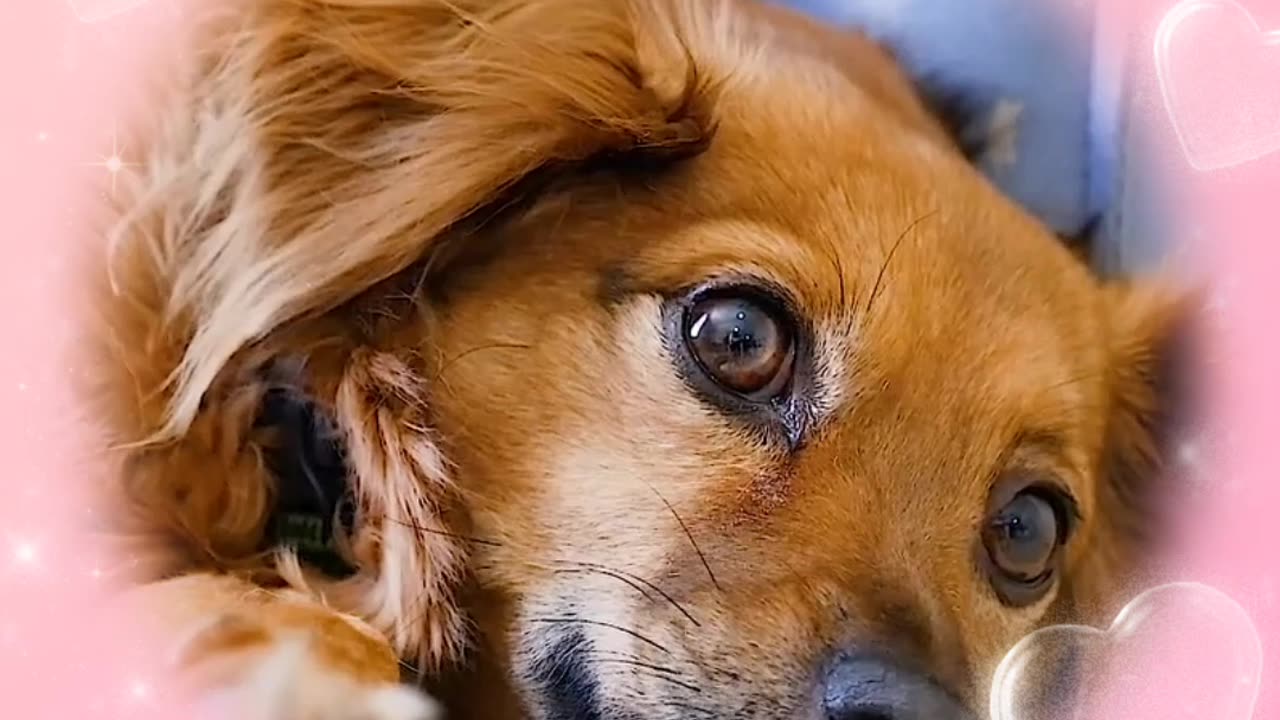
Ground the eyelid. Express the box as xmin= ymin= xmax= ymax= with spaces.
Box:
xmin=1022 ymin=481 xmax=1083 ymax=541
xmin=987 ymin=471 xmax=1083 ymax=540
xmin=997 ymin=428 xmax=1086 ymax=515
xmin=665 ymin=268 xmax=796 ymax=305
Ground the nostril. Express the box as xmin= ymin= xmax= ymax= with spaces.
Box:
xmin=826 ymin=707 xmax=894 ymax=720
xmin=825 ymin=696 xmax=899 ymax=720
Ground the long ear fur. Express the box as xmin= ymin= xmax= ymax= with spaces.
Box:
xmin=87 ymin=0 xmax=716 ymax=670
xmin=1056 ymin=282 xmax=1200 ymax=624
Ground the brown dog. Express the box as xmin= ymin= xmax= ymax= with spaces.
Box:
xmin=86 ymin=0 xmax=1189 ymax=718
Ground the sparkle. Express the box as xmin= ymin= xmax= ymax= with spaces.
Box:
xmin=129 ymin=681 xmax=150 ymax=700
xmin=1207 ymin=277 xmax=1240 ymax=317
xmin=85 ymin=123 xmax=137 ymax=195
xmin=89 ymin=567 xmax=103 ymax=579
xmin=1178 ymin=442 xmax=1200 ymax=468
xmin=13 ymin=541 xmax=37 ymax=565
xmin=36 ymin=131 xmax=48 ymax=143
xmin=16 ymin=382 xmax=26 ymax=392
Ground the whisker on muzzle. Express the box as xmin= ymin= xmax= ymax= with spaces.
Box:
xmin=643 ymin=482 xmax=723 ymax=593
xmin=527 ymin=616 xmax=674 ymax=655
xmin=664 ymin=699 xmax=717 ymax=718
xmin=553 ymin=562 xmax=703 ymax=627
xmin=595 ymin=665 xmax=704 ymax=694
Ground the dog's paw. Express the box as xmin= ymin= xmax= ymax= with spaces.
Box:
xmin=189 ymin=635 xmax=440 ymax=720
xmin=174 ymin=610 xmax=440 ymax=720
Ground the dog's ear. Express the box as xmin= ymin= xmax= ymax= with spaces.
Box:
xmin=1101 ymin=283 xmax=1198 ymax=540
xmin=143 ymin=0 xmax=715 ymax=439
xmin=92 ymin=0 xmax=716 ymax=672
xmin=1056 ymin=282 xmax=1201 ymax=623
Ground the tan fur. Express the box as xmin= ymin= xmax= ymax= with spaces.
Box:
xmin=85 ymin=1 xmax=1188 ymax=717
xmin=123 ymin=573 xmax=400 ymax=684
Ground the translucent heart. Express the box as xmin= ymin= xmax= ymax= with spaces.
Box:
xmin=1156 ymin=0 xmax=1280 ymax=171
xmin=990 ymin=582 xmax=1263 ymax=720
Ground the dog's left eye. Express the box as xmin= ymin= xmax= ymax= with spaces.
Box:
xmin=684 ymin=294 xmax=795 ymax=398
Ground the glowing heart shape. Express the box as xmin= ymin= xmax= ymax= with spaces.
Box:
xmin=990 ymin=582 xmax=1263 ymax=720
xmin=1156 ymin=0 xmax=1280 ymax=171
xmin=66 ymin=0 xmax=150 ymax=23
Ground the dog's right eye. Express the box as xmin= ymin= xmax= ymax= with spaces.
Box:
xmin=980 ymin=485 xmax=1076 ymax=607
xmin=684 ymin=293 xmax=795 ymax=399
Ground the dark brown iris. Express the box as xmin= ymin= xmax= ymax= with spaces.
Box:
xmin=685 ymin=295 xmax=794 ymax=397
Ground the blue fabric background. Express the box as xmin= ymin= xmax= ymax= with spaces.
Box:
xmin=777 ymin=0 xmax=1111 ymax=240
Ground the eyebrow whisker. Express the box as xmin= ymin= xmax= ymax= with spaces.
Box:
xmin=864 ymin=209 xmax=938 ymax=317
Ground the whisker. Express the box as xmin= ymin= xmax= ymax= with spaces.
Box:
xmin=596 ymin=666 xmax=704 ymax=694
xmin=591 ymin=657 xmax=689 ymax=680
xmin=1041 ymin=370 xmax=1107 ymax=394
xmin=593 ymin=648 xmax=738 ymax=686
xmin=555 ymin=567 xmax=656 ymax=603
xmin=370 ymin=514 xmax=505 ymax=548
xmin=556 ymin=562 xmax=702 ymax=627
xmin=665 ymin=700 xmax=716 ymax=717
xmin=431 ymin=342 xmax=534 ymax=384
xmin=864 ymin=210 xmax=938 ymax=317
xmin=820 ymin=229 xmax=849 ymax=312
xmin=527 ymin=617 xmax=672 ymax=655
xmin=644 ymin=482 xmax=722 ymax=592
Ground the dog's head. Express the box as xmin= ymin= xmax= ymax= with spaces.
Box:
xmin=93 ymin=1 xmax=1194 ymax=718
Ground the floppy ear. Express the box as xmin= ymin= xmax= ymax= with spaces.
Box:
xmin=1056 ymin=282 xmax=1201 ymax=623
xmin=145 ymin=0 xmax=715 ymax=439
xmin=1101 ymin=284 xmax=1198 ymax=537
xmin=90 ymin=0 xmax=714 ymax=671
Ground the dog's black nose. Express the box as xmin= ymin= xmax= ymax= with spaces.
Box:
xmin=821 ymin=653 xmax=971 ymax=720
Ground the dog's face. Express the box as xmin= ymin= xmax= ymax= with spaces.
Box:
xmin=405 ymin=11 xmax=1181 ymax=720
xmin=422 ymin=113 xmax=1149 ymax=720
xmin=97 ymin=1 xmax=1188 ymax=718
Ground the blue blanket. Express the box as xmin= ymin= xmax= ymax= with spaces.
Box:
xmin=778 ymin=0 xmax=1166 ymax=274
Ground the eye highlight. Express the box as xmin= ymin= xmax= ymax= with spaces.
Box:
xmin=684 ymin=293 xmax=795 ymax=398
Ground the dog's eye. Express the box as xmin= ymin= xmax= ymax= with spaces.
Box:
xmin=684 ymin=294 xmax=794 ymax=397
xmin=982 ymin=490 xmax=1065 ymax=605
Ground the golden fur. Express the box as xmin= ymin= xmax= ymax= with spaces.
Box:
xmin=84 ymin=0 xmax=1188 ymax=717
